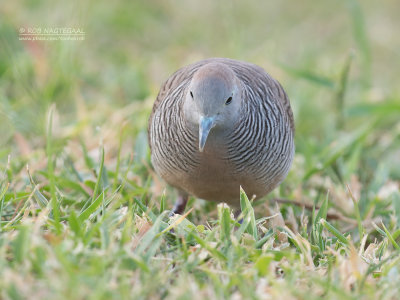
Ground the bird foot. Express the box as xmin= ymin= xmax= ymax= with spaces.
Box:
xmin=234 ymin=209 xmax=243 ymax=224
xmin=169 ymin=194 xmax=189 ymax=216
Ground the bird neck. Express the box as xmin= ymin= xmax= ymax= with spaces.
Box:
xmin=200 ymin=124 xmax=233 ymax=155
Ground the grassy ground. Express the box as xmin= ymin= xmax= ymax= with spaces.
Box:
xmin=1 ymin=0 xmax=400 ymax=299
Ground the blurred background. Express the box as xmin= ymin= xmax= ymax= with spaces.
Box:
xmin=0 ymin=0 xmax=399 ymax=217
xmin=2 ymin=2 xmax=400 ymax=297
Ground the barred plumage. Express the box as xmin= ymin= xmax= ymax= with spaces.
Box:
xmin=148 ymin=58 xmax=294 ymax=212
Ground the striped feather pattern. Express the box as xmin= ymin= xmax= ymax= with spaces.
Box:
xmin=148 ymin=58 xmax=294 ymax=205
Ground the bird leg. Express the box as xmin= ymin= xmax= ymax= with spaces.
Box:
xmin=170 ymin=193 xmax=189 ymax=215
xmin=234 ymin=209 xmax=243 ymax=224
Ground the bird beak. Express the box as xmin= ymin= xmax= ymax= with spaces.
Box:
xmin=199 ymin=116 xmax=216 ymax=152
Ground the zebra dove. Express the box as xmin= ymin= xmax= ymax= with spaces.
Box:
xmin=148 ymin=58 xmax=294 ymax=214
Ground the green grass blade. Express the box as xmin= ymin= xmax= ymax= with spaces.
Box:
xmin=159 ymin=191 xmax=166 ymax=213
xmin=218 ymin=203 xmax=231 ymax=244
xmin=347 ymin=184 xmax=364 ymax=240
xmin=134 ymin=211 xmax=168 ymax=256
xmin=334 ymin=51 xmax=353 ymax=129
xmin=239 ymin=187 xmax=257 ymax=240
xmin=112 ymin=124 xmax=125 ymax=192
xmin=278 ymin=63 xmax=335 ymax=89
xmin=12 ymin=225 xmax=29 ymax=264
xmin=320 ymin=219 xmax=349 ymax=246
xmin=346 ymin=0 xmax=371 ymax=84
xmin=347 ymin=100 xmax=400 ymax=117
xmin=92 ymin=146 xmax=105 ymax=204
xmin=46 ymin=105 xmax=61 ymax=233
xmin=315 ymin=191 xmax=329 ymax=223
xmin=191 ymin=234 xmax=227 ymax=261
xmin=304 ymin=122 xmax=376 ymax=180
xmin=380 ymin=222 xmax=400 ymax=250
xmin=255 ymin=229 xmax=274 ymax=249
xmin=78 ymin=191 xmax=105 ymax=222
xmin=68 ymin=210 xmax=82 ymax=237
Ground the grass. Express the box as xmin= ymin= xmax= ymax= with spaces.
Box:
xmin=1 ymin=0 xmax=400 ymax=299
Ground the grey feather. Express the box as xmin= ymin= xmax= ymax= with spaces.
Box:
xmin=148 ymin=58 xmax=294 ymax=207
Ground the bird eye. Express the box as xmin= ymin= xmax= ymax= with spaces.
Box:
xmin=190 ymin=91 xmax=194 ymax=99
xmin=225 ymin=96 xmax=232 ymax=105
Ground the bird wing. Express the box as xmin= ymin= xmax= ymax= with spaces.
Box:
xmin=148 ymin=65 xmax=192 ymax=149
xmin=148 ymin=60 xmax=213 ymax=148
xmin=216 ymin=58 xmax=295 ymax=134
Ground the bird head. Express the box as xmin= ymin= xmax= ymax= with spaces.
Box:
xmin=183 ymin=62 xmax=242 ymax=152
